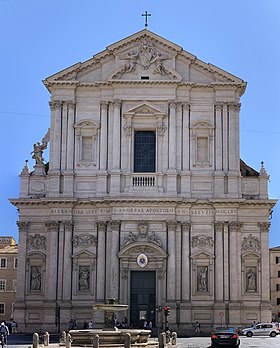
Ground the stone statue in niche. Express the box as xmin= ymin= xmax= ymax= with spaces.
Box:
xmin=197 ymin=266 xmax=208 ymax=292
xmin=246 ymin=268 xmax=257 ymax=291
xmin=79 ymin=267 xmax=90 ymax=291
xmin=30 ymin=266 xmax=42 ymax=291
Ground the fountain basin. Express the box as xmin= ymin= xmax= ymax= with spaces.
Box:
xmin=69 ymin=329 xmax=151 ymax=346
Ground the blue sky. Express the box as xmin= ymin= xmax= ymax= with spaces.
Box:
xmin=1 ymin=0 xmax=279 ymax=246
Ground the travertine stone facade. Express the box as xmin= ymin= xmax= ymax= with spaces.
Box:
xmin=10 ymin=30 xmax=276 ymax=332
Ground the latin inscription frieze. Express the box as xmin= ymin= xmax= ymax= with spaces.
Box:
xmin=50 ymin=207 xmax=237 ymax=216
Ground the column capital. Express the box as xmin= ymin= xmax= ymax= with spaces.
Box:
xmin=215 ymin=102 xmax=225 ymax=111
xmin=113 ymin=100 xmax=122 ymax=108
xmin=228 ymin=102 xmax=241 ymax=111
xmin=181 ymin=222 xmax=191 ymax=232
xmin=110 ymin=220 xmax=121 ymax=230
xmin=228 ymin=221 xmax=242 ymax=232
xmin=166 ymin=220 xmax=177 ymax=230
xmin=214 ymin=222 xmax=224 ymax=232
xmin=64 ymin=221 xmax=74 ymax=232
xmin=17 ymin=221 xmax=29 ymax=232
xmin=100 ymin=101 xmax=109 ymax=110
xmin=258 ymin=222 xmax=271 ymax=233
xmin=46 ymin=221 xmax=60 ymax=231
xmin=96 ymin=221 xmax=107 ymax=231
xmin=182 ymin=102 xmax=190 ymax=111
xmin=67 ymin=100 xmax=76 ymax=109
xmin=168 ymin=100 xmax=177 ymax=109
xmin=49 ymin=100 xmax=62 ymax=110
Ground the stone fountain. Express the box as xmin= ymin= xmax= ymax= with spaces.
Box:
xmin=68 ymin=299 xmax=158 ymax=347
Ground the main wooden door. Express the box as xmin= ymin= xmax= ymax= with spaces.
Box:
xmin=130 ymin=271 xmax=156 ymax=328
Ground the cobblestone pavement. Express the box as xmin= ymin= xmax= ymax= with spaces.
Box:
xmin=176 ymin=335 xmax=280 ymax=347
xmin=5 ymin=334 xmax=280 ymax=348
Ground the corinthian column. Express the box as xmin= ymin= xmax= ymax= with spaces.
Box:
xmin=214 ymin=222 xmax=224 ymax=301
xmin=259 ymin=222 xmax=271 ymax=301
xmin=96 ymin=221 xmax=107 ymax=301
xmin=167 ymin=221 xmax=176 ymax=300
xmin=16 ymin=222 xmax=29 ymax=302
xmin=62 ymin=221 xmax=74 ymax=300
xmin=228 ymin=222 xmax=241 ymax=301
xmin=181 ymin=222 xmax=190 ymax=301
xmin=109 ymin=221 xmax=120 ymax=299
xmin=45 ymin=221 xmax=60 ymax=300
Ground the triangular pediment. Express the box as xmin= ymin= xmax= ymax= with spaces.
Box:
xmin=124 ymin=102 xmax=165 ymax=116
xmin=190 ymin=250 xmax=215 ymax=259
xmin=71 ymin=250 xmax=96 ymax=259
xmin=43 ymin=29 xmax=245 ymax=93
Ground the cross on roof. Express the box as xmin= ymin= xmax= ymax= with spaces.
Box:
xmin=142 ymin=11 xmax=151 ymax=28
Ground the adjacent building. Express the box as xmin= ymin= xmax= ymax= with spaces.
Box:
xmin=270 ymin=246 xmax=280 ymax=322
xmin=10 ymin=29 xmax=277 ymax=333
xmin=0 ymin=237 xmax=18 ymax=321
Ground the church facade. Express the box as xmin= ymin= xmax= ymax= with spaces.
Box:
xmin=11 ymin=30 xmax=276 ymax=332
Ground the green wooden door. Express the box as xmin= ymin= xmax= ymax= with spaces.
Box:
xmin=130 ymin=271 xmax=156 ymax=328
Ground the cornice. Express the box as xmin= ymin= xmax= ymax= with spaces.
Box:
xmin=107 ymin=30 xmax=182 ymax=55
xmin=43 ymin=80 xmax=246 ymax=91
xmin=10 ymin=197 xmax=277 ymax=208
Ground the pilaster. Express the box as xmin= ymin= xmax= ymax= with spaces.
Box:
xmin=109 ymin=220 xmax=120 ymax=299
xmin=181 ymin=222 xmax=190 ymax=302
xmin=222 ymin=103 xmax=228 ymax=171
xmin=100 ymin=102 xmax=108 ymax=170
xmin=214 ymin=222 xmax=224 ymax=301
xmin=66 ymin=101 xmax=76 ymax=170
xmin=167 ymin=221 xmax=177 ymax=301
xmin=168 ymin=101 xmax=176 ymax=170
xmin=259 ymin=222 xmax=271 ymax=302
xmin=62 ymin=221 xmax=74 ymax=300
xmin=175 ymin=222 xmax=182 ymax=301
xmin=228 ymin=222 xmax=242 ymax=301
xmin=16 ymin=221 xmax=29 ymax=301
xmin=96 ymin=221 xmax=107 ymax=301
xmin=45 ymin=221 xmax=60 ymax=300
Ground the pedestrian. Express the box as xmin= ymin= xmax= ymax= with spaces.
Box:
xmin=83 ymin=321 xmax=88 ymax=329
xmin=195 ymin=321 xmax=201 ymax=334
xmin=88 ymin=320 xmax=93 ymax=329
xmin=0 ymin=322 xmax=9 ymax=345
xmin=11 ymin=320 xmax=18 ymax=334
xmin=143 ymin=320 xmax=147 ymax=329
xmin=148 ymin=320 xmax=152 ymax=329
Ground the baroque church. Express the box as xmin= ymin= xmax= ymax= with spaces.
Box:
xmin=11 ymin=29 xmax=277 ymax=332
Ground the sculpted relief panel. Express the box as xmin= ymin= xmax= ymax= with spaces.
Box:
xmin=110 ymin=40 xmax=181 ymax=81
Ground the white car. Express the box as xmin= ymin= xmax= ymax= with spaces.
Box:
xmin=241 ymin=323 xmax=279 ymax=337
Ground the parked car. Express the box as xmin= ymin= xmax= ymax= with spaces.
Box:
xmin=241 ymin=322 xmax=279 ymax=337
xmin=211 ymin=327 xmax=240 ymax=347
